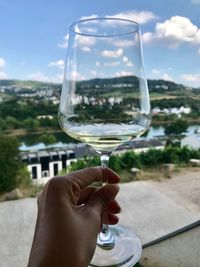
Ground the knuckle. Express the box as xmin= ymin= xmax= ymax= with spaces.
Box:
xmin=46 ymin=176 xmax=72 ymax=194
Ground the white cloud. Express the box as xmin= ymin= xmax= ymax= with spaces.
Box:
xmin=0 ymin=71 xmax=7 ymax=79
xmin=161 ymin=73 xmax=173 ymax=81
xmin=29 ymin=72 xmax=63 ymax=83
xmin=76 ymin=35 xmax=96 ymax=46
xmin=151 ymin=68 xmax=161 ymax=75
xmin=80 ymin=14 xmax=98 ymax=20
xmin=126 ymin=61 xmax=134 ymax=67
xmin=101 ymin=48 xmax=123 ymax=58
xmin=181 ymin=73 xmax=200 ymax=82
xmin=0 ymin=58 xmax=6 ymax=68
xmin=122 ymin=56 xmax=129 ymax=63
xmin=58 ymin=34 xmax=69 ymax=49
xmin=122 ymin=56 xmax=133 ymax=67
xmin=49 ymin=60 xmax=65 ymax=70
xmin=91 ymin=70 xmax=97 ymax=76
xmin=96 ymin=61 xmax=100 ymax=67
xmin=29 ymin=72 xmax=50 ymax=82
xmin=80 ymin=11 xmax=157 ymax=25
xmin=143 ymin=16 xmax=200 ymax=48
xmin=110 ymin=10 xmax=157 ymax=24
xmin=81 ymin=46 xmax=91 ymax=52
xmin=90 ymin=70 xmax=106 ymax=78
xmin=181 ymin=74 xmax=200 ymax=82
xmin=112 ymin=39 xmax=133 ymax=48
xmin=104 ymin=61 xmax=120 ymax=67
xmin=181 ymin=73 xmax=200 ymax=87
xmin=58 ymin=10 xmax=157 ymax=50
xmin=142 ymin=32 xmax=154 ymax=43
xmin=0 ymin=58 xmax=7 ymax=79
xmin=115 ymin=70 xmax=134 ymax=77
xmin=150 ymin=68 xmax=173 ymax=81
xmin=70 ymin=71 xmax=85 ymax=80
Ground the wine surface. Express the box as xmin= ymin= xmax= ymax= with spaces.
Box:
xmin=59 ymin=115 xmax=150 ymax=152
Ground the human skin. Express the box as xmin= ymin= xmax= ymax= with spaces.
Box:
xmin=27 ymin=167 xmax=121 ymax=267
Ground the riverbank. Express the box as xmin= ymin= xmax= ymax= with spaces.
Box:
xmin=3 ymin=127 xmax=60 ymax=137
xmin=152 ymin=117 xmax=200 ymax=125
xmin=1 ymin=116 xmax=200 ymax=137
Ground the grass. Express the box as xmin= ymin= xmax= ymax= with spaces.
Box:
xmin=101 ymin=91 xmax=176 ymax=100
xmin=20 ymin=184 xmax=43 ymax=198
xmin=119 ymin=165 xmax=182 ymax=183
xmin=0 ymin=184 xmax=43 ymax=202
xmin=0 ymin=165 xmax=195 ymax=202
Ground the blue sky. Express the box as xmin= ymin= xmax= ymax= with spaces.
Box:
xmin=0 ymin=0 xmax=200 ymax=87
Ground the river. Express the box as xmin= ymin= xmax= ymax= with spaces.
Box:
xmin=19 ymin=124 xmax=200 ymax=151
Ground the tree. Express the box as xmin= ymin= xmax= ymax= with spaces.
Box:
xmin=0 ymin=135 xmax=30 ymax=192
xmin=0 ymin=118 xmax=7 ymax=131
xmin=39 ymin=133 xmax=56 ymax=145
xmin=109 ymin=155 xmax=122 ymax=172
xmin=6 ymin=116 xmax=23 ymax=129
xmin=164 ymin=119 xmax=188 ymax=136
xmin=23 ymin=118 xmax=40 ymax=131
xmin=120 ymin=151 xmax=141 ymax=169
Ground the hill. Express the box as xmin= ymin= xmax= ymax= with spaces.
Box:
xmin=0 ymin=79 xmax=59 ymax=90
xmin=0 ymin=77 xmax=200 ymax=98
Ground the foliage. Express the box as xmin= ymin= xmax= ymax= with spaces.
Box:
xmin=109 ymin=155 xmax=122 ymax=172
xmin=16 ymin=166 xmax=32 ymax=187
xmin=0 ymin=77 xmax=200 ymax=134
xmin=69 ymin=159 xmax=87 ymax=172
xmin=68 ymin=146 xmax=200 ymax=174
xmin=151 ymin=97 xmax=200 ymax=115
xmin=119 ymin=152 xmax=142 ymax=169
xmin=23 ymin=117 xmax=40 ymax=131
xmin=39 ymin=133 xmax=56 ymax=145
xmin=0 ymin=99 xmax=58 ymax=132
xmin=164 ymin=119 xmax=189 ymax=135
xmin=0 ymin=135 xmax=30 ymax=192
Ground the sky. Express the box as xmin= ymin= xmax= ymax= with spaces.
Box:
xmin=0 ymin=0 xmax=200 ymax=87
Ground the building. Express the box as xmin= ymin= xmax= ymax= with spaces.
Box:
xmin=20 ymin=149 xmax=77 ymax=184
xmin=21 ymin=139 xmax=165 ymax=184
xmin=114 ymin=139 xmax=165 ymax=156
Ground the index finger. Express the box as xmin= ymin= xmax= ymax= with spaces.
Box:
xmin=68 ymin=167 xmax=120 ymax=188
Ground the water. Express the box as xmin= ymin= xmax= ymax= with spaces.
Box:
xmin=19 ymin=124 xmax=200 ymax=151
xmin=146 ymin=125 xmax=200 ymax=139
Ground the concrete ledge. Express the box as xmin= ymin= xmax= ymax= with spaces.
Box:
xmin=0 ymin=169 xmax=200 ymax=267
xmin=141 ymin=221 xmax=200 ymax=267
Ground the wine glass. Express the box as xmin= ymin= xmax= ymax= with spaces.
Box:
xmin=59 ymin=17 xmax=151 ymax=267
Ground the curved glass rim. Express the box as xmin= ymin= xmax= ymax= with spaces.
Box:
xmin=69 ymin=17 xmax=140 ymax=37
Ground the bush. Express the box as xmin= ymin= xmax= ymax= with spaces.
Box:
xmin=0 ymin=135 xmax=31 ymax=192
xmin=39 ymin=133 xmax=56 ymax=145
xmin=66 ymin=146 xmax=200 ymax=175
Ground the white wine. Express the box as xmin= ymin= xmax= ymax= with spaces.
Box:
xmin=59 ymin=115 xmax=150 ymax=153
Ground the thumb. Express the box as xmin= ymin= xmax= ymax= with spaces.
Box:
xmin=86 ymin=184 xmax=120 ymax=214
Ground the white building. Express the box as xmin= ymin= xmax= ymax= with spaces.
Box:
xmin=21 ymin=149 xmax=76 ymax=184
xmin=114 ymin=139 xmax=165 ymax=156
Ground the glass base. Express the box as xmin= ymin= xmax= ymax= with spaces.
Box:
xmin=89 ymin=224 xmax=142 ymax=267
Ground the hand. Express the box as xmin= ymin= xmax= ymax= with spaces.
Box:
xmin=27 ymin=167 xmax=121 ymax=267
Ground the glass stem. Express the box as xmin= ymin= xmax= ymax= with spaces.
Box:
xmin=97 ymin=153 xmax=115 ymax=250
